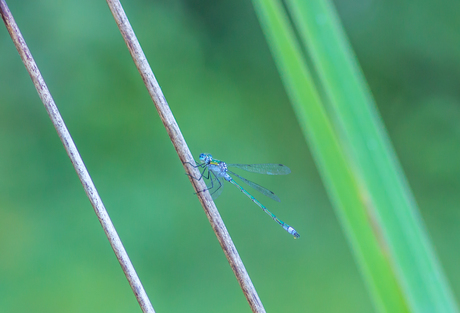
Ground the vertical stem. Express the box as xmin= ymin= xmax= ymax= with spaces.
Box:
xmin=0 ymin=1 xmax=156 ymax=312
xmin=105 ymin=1 xmax=266 ymax=312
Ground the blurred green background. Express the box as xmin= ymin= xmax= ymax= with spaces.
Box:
xmin=1 ymin=0 xmax=459 ymax=312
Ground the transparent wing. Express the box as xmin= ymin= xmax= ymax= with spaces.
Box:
xmin=226 ymin=163 xmax=291 ymax=175
xmin=228 ymin=170 xmax=281 ymax=202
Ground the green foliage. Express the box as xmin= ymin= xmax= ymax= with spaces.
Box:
xmin=0 ymin=1 xmax=459 ymax=312
xmin=252 ymin=0 xmax=459 ymax=312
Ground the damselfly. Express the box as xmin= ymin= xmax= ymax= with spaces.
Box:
xmin=191 ymin=153 xmax=299 ymax=238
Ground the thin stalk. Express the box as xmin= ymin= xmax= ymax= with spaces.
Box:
xmin=0 ymin=1 xmax=155 ymax=312
xmin=105 ymin=1 xmax=266 ymax=311
xmin=1 ymin=0 xmax=266 ymax=309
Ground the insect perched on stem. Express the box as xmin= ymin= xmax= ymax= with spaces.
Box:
xmin=190 ymin=153 xmax=299 ymax=239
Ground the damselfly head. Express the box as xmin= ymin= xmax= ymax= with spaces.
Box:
xmin=199 ymin=153 xmax=213 ymax=163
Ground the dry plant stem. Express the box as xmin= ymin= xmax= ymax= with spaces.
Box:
xmin=0 ymin=2 xmax=155 ymax=313
xmin=105 ymin=1 xmax=266 ymax=312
